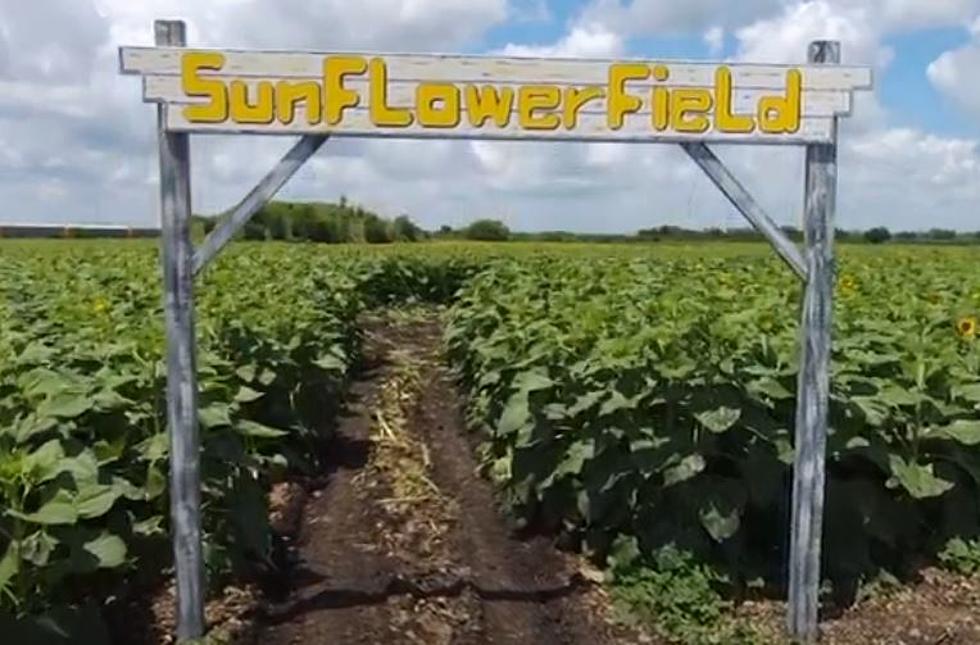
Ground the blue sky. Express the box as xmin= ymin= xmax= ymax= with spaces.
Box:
xmin=0 ymin=0 xmax=978 ymax=232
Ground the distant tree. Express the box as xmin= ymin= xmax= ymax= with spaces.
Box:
xmin=364 ymin=214 xmax=394 ymax=243
xmin=895 ymin=231 xmax=918 ymax=241
xmin=393 ymin=214 xmax=422 ymax=242
xmin=864 ymin=227 xmax=892 ymax=244
xmin=927 ymin=228 xmax=957 ymax=241
xmin=439 ymin=225 xmax=453 ymax=234
xmin=464 ymin=219 xmax=510 ymax=241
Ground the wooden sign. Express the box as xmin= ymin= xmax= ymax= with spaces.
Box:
xmin=120 ymin=48 xmax=872 ymax=144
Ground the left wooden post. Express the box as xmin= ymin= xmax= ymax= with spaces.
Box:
xmin=156 ymin=19 xmax=205 ymax=642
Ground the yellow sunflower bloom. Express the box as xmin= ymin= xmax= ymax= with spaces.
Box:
xmin=956 ymin=316 xmax=977 ymax=339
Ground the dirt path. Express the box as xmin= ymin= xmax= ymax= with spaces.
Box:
xmin=258 ymin=312 xmax=641 ymax=645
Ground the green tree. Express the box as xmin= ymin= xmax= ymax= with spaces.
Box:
xmin=464 ymin=219 xmax=510 ymax=241
xmin=864 ymin=227 xmax=892 ymax=244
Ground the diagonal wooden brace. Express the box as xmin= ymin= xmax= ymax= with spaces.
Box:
xmin=193 ymin=134 xmax=328 ymax=275
xmin=681 ymin=141 xmax=808 ymax=281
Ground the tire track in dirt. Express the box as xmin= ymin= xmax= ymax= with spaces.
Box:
xmin=259 ymin=312 xmax=643 ymax=645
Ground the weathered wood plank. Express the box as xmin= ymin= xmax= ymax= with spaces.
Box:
xmin=155 ymin=20 xmax=204 ymax=645
xmin=788 ymin=40 xmax=839 ymax=645
xmin=120 ymin=47 xmax=873 ymax=91
xmin=681 ymin=142 xmax=807 ymax=279
xmin=193 ymin=134 xmax=327 ymax=275
xmin=165 ymin=109 xmax=837 ymax=144
xmin=143 ymin=74 xmax=852 ymax=116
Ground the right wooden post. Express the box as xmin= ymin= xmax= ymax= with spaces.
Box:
xmin=788 ymin=39 xmax=840 ymax=643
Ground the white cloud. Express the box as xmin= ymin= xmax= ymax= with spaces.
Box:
xmin=703 ymin=26 xmax=725 ymax=55
xmin=927 ymin=20 xmax=980 ymax=121
xmin=499 ymin=23 xmax=624 ymax=57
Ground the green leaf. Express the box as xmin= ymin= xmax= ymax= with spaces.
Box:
xmin=498 ymin=391 xmax=531 ymax=436
xmin=9 ymin=489 xmax=78 ymax=525
xmin=887 ymin=455 xmax=955 ymax=499
xmin=258 ymin=369 xmax=277 ymax=386
xmin=138 ymin=433 xmax=169 ymax=462
xmin=695 ymin=406 xmax=741 ymax=434
xmin=236 ymin=420 xmax=288 ymax=438
xmin=599 ymin=390 xmax=639 ymax=416
xmin=0 ymin=542 xmax=18 ymax=590
xmin=952 ymin=383 xmax=980 ymax=403
xmin=313 ymin=354 xmax=345 ymax=371
xmin=83 ymin=533 xmax=127 ymax=569
xmin=37 ymin=392 xmax=93 ymax=419
xmin=552 ymin=440 xmax=594 ymax=479
xmin=513 ymin=370 xmax=553 ymax=393
xmin=234 ymin=386 xmax=264 ymax=403
xmin=698 ymin=478 xmax=746 ymax=542
xmin=662 ymin=454 xmax=706 ymax=487
xmin=75 ymin=484 xmax=122 ymax=520
xmin=936 ymin=420 xmax=980 ymax=446
xmin=700 ymin=500 xmax=741 ymax=542
xmin=749 ymin=377 xmax=794 ymax=400
xmin=199 ymin=403 xmax=233 ymax=429
xmin=25 ymin=439 xmax=66 ymax=483
xmin=21 ymin=531 xmax=58 ymax=567
xmin=132 ymin=515 xmax=164 ymax=537
xmin=236 ymin=364 xmax=257 ymax=383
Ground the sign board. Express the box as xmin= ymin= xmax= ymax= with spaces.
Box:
xmin=120 ymin=48 xmax=872 ymax=144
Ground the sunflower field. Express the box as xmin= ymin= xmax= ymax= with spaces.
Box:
xmin=1 ymin=239 xmax=978 ymax=633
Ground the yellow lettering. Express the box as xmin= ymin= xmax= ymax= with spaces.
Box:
xmin=181 ymin=52 xmax=228 ymax=123
xmin=229 ymin=81 xmax=275 ymax=124
xmin=416 ymin=83 xmax=461 ymax=128
xmin=563 ymin=86 xmax=605 ymax=130
xmin=518 ymin=85 xmax=561 ymax=130
xmin=714 ymin=67 xmax=754 ymax=133
xmin=465 ymin=85 xmax=514 ymax=127
xmin=324 ymin=56 xmax=366 ymax=126
xmin=758 ymin=69 xmax=802 ymax=134
xmin=652 ymin=87 xmax=669 ymax=131
xmin=276 ymin=80 xmax=322 ymax=125
xmin=671 ymin=89 xmax=712 ymax=133
xmin=369 ymin=58 xmax=413 ymax=127
xmin=608 ymin=64 xmax=649 ymax=129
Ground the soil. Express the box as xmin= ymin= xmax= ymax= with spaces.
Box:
xmin=256 ymin=312 xmax=645 ymax=645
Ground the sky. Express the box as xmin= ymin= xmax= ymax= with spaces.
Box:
xmin=1 ymin=0 xmax=979 ymax=233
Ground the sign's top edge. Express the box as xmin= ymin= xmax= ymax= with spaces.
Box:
xmin=117 ymin=45 xmax=875 ymax=77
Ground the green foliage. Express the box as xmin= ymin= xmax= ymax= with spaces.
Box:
xmin=234 ymin=200 xmax=421 ymax=244
xmin=938 ymin=538 xmax=980 ymax=575
xmin=864 ymin=227 xmax=892 ymax=244
xmin=610 ymin=543 xmax=767 ymax=644
xmin=445 ymin=250 xmax=980 ymax=593
xmin=464 ymin=219 xmax=511 ymax=241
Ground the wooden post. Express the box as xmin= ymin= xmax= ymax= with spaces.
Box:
xmin=788 ymin=40 xmax=840 ymax=644
xmin=156 ymin=20 xmax=205 ymax=643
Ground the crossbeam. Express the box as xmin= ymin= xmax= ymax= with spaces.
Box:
xmin=193 ymin=134 xmax=328 ymax=275
xmin=681 ymin=142 xmax=808 ymax=281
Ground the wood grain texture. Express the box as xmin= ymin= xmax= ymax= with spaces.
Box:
xmin=193 ymin=134 xmax=327 ymax=275
xmin=155 ymin=20 xmax=205 ymax=645
xmin=788 ymin=40 xmax=839 ymax=645
xmin=120 ymin=47 xmax=873 ymax=90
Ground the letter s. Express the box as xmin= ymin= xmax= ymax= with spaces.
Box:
xmin=182 ymin=52 xmax=228 ymax=123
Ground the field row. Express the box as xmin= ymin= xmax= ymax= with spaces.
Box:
xmin=1 ymin=240 xmax=978 ymax=637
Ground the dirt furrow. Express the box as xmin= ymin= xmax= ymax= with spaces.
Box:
xmin=258 ymin=312 xmax=641 ymax=645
